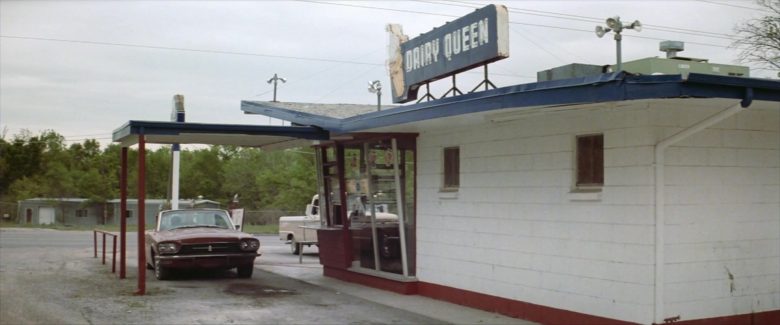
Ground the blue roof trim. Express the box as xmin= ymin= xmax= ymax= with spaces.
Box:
xmin=241 ymin=101 xmax=341 ymax=130
xmin=112 ymin=120 xmax=329 ymax=142
xmin=239 ymin=72 xmax=780 ymax=133
xmin=686 ymin=73 xmax=780 ymax=89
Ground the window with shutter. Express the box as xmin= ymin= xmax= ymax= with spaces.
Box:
xmin=443 ymin=147 xmax=460 ymax=190
xmin=576 ymin=134 xmax=604 ymax=187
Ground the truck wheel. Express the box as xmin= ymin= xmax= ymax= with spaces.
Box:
xmin=237 ymin=264 xmax=254 ymax=278
xmin=291 ymin=241 xmax=301 ymax=255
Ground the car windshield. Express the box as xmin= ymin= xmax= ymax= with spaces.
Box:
xmin=159 ymin=210 xmax=233 ymax=231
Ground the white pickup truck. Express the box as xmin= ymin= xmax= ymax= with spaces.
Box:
xmin=278 ymin=195 xmax=320 ymax=255
xmin=279 ymin=195 xmax=398 ymax=255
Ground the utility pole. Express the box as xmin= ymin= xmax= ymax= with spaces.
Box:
xmin=267 ymin=73 xmax=287 ymax=102
xmin=595 ymin=16 xmax=641 ymax=72
xmin=368 ymin=80 xmax=382 ymax=111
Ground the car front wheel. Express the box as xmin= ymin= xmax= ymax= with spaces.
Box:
xmin=154 ymin=257 xmax=170 ymax=280
xmin=237 ymin=264 xmax=254 ymax=278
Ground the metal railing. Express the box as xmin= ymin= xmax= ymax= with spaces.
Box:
xmin=93 ymin=230 xmax=117 ymax=273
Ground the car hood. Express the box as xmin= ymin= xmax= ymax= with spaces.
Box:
xmin=157 ymin=228 xmax=253 ymax=244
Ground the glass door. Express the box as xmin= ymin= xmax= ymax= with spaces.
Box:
xmin=317 ymin=135 xmax=416 ymax=278
xmin=349 ymin=138 xmax=415 ymax=276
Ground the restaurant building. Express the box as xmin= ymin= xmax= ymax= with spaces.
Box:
xmin=111 ymin=4 xmax=779 ymax=323
xmin=242 ymin=70 xmax=780 ymax=324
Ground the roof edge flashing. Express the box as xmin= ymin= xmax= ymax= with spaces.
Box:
xmin=241 ymin=101 xmax=342 ymax=130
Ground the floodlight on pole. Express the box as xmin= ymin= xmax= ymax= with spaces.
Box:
xmin=267 ymin=73 xmax=287 ymax=102
xmin=595 ymin=16 xmax=641 ymax=72
xmin=368 ymin=80 xmax=382 ymax=111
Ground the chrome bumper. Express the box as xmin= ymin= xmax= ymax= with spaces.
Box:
xmin=156 ymin=252 xmax=260 ymax=260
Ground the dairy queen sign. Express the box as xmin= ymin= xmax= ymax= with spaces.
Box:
xmin=387 ymin=4 xmax=509 ymax=103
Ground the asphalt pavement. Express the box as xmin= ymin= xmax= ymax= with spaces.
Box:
xmin=255 ymin=234 xmax=532 ymax=325
xmin=0 ymin=228 xmax=533 ymax=324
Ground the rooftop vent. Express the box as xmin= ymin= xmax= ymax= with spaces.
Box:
xmin=659 ymin=40 xmax=684 ymax=59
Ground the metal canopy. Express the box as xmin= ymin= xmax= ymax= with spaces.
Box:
xmin=112 ymin=120 xmax=329 ymax=148
xmin=111 ymin=120 xmax=329 ymax=295
xmin=242 ymin=72 xmax=780 ymax=134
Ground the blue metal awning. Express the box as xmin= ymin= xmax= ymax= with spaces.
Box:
xmin=242 ymin=72 xmax=780 ymax=133
xmin=112 ymin=120 xmax=329 ymax=148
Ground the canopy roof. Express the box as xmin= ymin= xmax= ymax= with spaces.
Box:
xmin=112 ymin=121 xmax=328 ymax=149
xmin=113 ymin=72 xmax=780 ymax=149
xmin=242 ymin=72 xmax=780 ymax=134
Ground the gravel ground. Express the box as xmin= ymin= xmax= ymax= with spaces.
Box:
xmin=0 ymin=228 xmax=444 ymax=324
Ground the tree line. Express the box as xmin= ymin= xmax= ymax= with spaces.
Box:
xmin=0 ymin=130 xmax=317 ymax=220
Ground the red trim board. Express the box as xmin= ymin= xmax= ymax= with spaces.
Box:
xmin=322 ymin=268 xmax=779 ymax=325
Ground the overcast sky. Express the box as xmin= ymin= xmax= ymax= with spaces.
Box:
xmin=0 ymin=0 xmax=772 ymax=146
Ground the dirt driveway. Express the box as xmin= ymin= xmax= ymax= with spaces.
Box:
xmin=0 ymin=228 xmax=443 ymax=324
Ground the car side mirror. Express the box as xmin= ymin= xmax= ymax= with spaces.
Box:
xmin=235 ymin=225 xmax=241 ymax=230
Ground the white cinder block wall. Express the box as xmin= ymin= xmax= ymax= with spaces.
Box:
xmin=660 ymin=103 xmax=780 ymax=321
xmin=414 ymin=101 xmax=779 ymax=324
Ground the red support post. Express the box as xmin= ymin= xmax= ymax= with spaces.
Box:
xmin=136 ymin=134 xmax=146 ymax=295
xmin=120 ymin=147 xmax=127 ymax=279
xmin=112 ymin=235 xmax=117 ymax=274
xmin=102 ymin=234 xmax=106 ymax=265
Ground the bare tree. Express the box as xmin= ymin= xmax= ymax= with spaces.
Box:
xmin=733 ymin=0 xmax=780 ymax=72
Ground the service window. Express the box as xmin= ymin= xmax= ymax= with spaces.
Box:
xmin=442 ymin=146 xmax=460 ymax=190
xmin=576 ymin=134 xmax=604 ymax=187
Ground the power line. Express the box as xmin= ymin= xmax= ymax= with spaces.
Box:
xmin=508 ymin=25 xmax=569 ymax=64
xmin=252 ymin=47 xmax=386 ymax=99
xmin=63 ymin=137 xmax=112 ymax=142
xmin=444 ymin=0 xmax=739 ymax=40
xmin=2 ymin=34 xmax=532 ymax=80
xmin=302 ymin=0 xmax=734 ymax=49
xmin=3 ymin=33 xmax=418 ymax=101
xmin=60 ymin=132 xmax=111 ymax=138
xmin=0 ymin=35 xmax=381 ymax=66
xmin=695 ymin=0 xmax=764 ymax=12
xmin=312 ymin=65 xmax=383 ymax=103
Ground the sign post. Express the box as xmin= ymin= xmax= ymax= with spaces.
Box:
xmin=170 ymin=95 xmax=185 ymax=210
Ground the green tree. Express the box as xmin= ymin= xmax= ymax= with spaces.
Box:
xmin=3 ymin=129 xmax=319 ymax=219
xmin=221 ymin=148 xmax=266 ymax=209
xmin=145 ymin=147 xmax=172 ymax=198
xmin=254 ymin=149 xmax=317 ymax=211
xmin=180 ymin=146 xmax=224 ymax=201
xmin=0 ymin=130 xmax=46 ymax=195
xmin=220 ymin=147 xmax=317 ymax=211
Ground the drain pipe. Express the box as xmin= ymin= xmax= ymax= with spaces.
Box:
xmin=653 ymin=92 xmax=752 ymax=324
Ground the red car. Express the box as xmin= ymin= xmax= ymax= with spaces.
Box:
xmin=145 ymin=209 xmax=260 ymax=280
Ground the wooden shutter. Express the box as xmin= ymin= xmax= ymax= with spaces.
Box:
xmin=576 ymin=134 xmax=603 ymax=186
xmin=443 ymin=147 xmax=460 ymax=188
